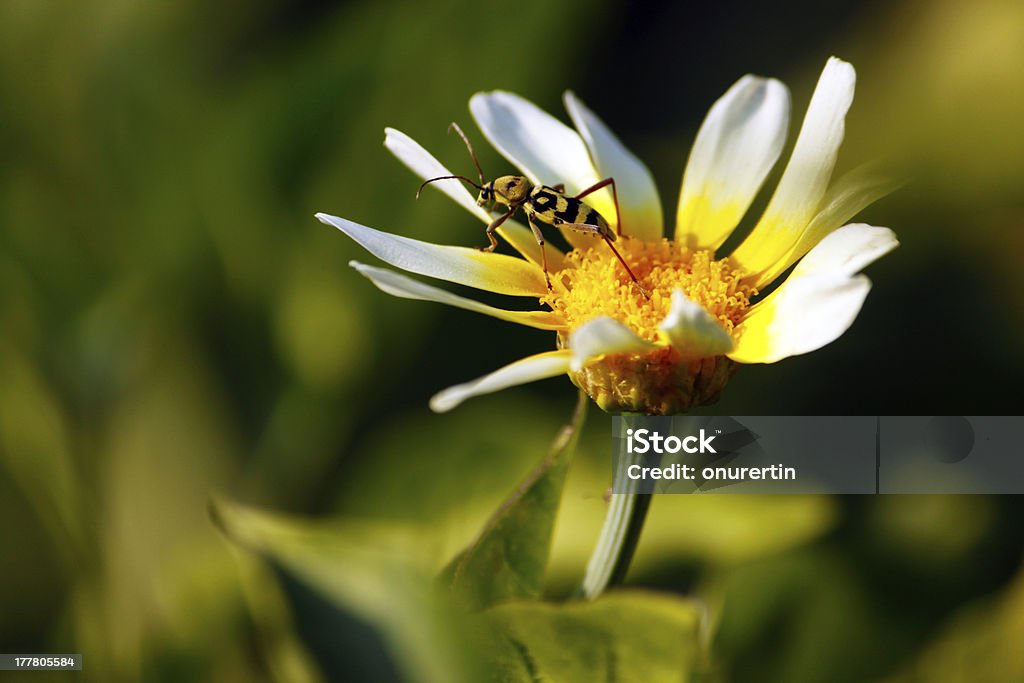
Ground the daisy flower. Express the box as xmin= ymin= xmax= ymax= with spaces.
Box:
xmin=317 ymin=57 xmax=898 ymax=416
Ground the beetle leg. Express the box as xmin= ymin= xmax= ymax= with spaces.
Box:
xmin=574 ymin=178 xmax=624 ymax=238
xmin=526 ymin=216 xmax=552 ymax=291
xmin=555 ymin=221 xmax=649 ymax=299
xmin=602 ymin=235 xmax=649 ymax=298
xmin=482 ymin=208 xmax=516 ymax=252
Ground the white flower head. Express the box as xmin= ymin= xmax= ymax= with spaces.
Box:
xmin=318 ymin=57 xmax=898 ymax=415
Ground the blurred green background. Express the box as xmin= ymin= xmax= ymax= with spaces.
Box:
xmin=2 ymin=0 xmax=1024 ymax=681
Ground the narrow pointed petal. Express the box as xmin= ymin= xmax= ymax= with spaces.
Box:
xmin=317 ymin=213 xmax=547 ymax=296
xmin=383 ymin=127 xmax=563 ymax=269
xmin=567 ymin=316 xmax=656 ymax=372
xmin=732 ymin=57 xmax=857 ymax=278
xmin=728 ymin=273 xmax=871 ymax=364
xmin=469 ymin=91 xmax=601 ymax=195
xmin=658 ymin=289 xmax=734 ymax=358
xmin=731 ymin=222 xmax=894 ymax=363
xmin=564 ymin=91 xmax=663 ymax=240
xmin=470 ymin=91 xmax=611 ymax=250
xmin=675 ymin=76 xmax=790 ymax=249
xmin=385 ymin=127 xmax=491 ymax=221
xmin=754 ymin=167 xmax=901 ymax=286
xmin=789 ymin=223 xmax=898 ymax=278
xmin=351 ymin=261 xmax=566 ymax=330
xmin=429 ymin=350 xmax=572 ymax=413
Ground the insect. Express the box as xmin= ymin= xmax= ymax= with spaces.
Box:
xmin=416 ymin=123 xmax=650 ymax=298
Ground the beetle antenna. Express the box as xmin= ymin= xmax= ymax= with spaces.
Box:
xmin=448 ymin=122 xmax=486 ymax=185
xmin=417 ymin=174 xmax=483 ymax=199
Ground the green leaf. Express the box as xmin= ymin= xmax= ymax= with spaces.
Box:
xmin=332 ymin=394 xmax=573 ymax=562
xmin=440 ymin=391 xmax=587 ymax=609
xmin=0 ymin=344 xmax=84 ymax=563
xmin=211 ymin=497 xmax=485 ymax=683
xmin=484 ymin=591 xmax=708 ymax=682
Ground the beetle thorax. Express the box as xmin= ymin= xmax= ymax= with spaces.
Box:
xmin=491 ymin=175 xmax=532 ymax=205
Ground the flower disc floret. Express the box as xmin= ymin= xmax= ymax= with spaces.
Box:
xmin=545 ymin=239 xmax=755 ymax=341
xmin=543 ymin=239 xmax=756 ymax=414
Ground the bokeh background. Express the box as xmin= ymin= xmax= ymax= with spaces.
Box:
xmin=2 ymin=0 xmax=1024 ymax=681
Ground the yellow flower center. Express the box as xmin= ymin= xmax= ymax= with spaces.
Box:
xmin=542 ymin=238 xmax=758 ymax=415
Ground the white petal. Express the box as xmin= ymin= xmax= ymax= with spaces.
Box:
xmin=350 ymin=261 xmax=565 ymax=330
xmin=469 ymin=91 xmax=600 ymax=193
xmin=429 ymin=350 xmax=572 ymax=413
xmin=470 ymin=91 xmax=609 ymax=250
xmin=658 ymin=289 xmax=734 ymax=358
xmin=675 ymin=75 xmax=790 ymax=249
xmin=567 ymin=316 xmax=656 ymax=371
xmin=383 ymin=127 xmax=563 ymax=269
xmin=730 ymin=221 xmax=893 ymax=364
xmin=316 ymin=213 xmax=546 ymax=296
xmin=756 ymin=167 xmax=901 ymax=285
xmin=728 ymin=273 xmax=871 ymax=364
xmin=790 ymin=224 xmax=898 ymax=278
xmin=385 ymin=127 xmax=491 ymax=221
xmin=732 ymin=57 xmax=857 ymax=277
xmin=564 ymin=91 xmax=663 ymax=241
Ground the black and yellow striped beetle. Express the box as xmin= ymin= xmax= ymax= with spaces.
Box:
xmin=417 ymin=123 xmax=650 ymax=298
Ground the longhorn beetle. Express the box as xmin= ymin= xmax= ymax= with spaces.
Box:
xmin=416 ymin=123 xmax=650 ymax=298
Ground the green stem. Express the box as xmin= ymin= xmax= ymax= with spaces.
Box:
xmin=579 ymin=441 xmax=653 ymax=599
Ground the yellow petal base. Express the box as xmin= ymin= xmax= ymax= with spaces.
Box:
xmin=562 ymin=342 xmax=738 ymax=415
xmin=548 ymin=238 xmax=752 ymax=414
